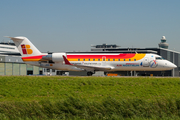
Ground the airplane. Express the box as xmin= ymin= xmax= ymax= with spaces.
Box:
xmin=6 ymin=36 xmax=177 ymax=76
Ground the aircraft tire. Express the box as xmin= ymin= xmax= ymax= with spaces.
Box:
xmin=87 ymin=72 xmax=93 ymax=76
xmin=104 ymin=72 xmax=107 ymax=76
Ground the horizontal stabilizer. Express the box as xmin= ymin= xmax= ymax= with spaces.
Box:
xmin=4 ymin=36 xmax=24 ymax=41
xmin=6 ymin=36 xmax=42 ymax=57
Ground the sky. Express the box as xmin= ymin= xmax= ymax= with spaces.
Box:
xmin=0 ymin=0 xmax=180 ymax=53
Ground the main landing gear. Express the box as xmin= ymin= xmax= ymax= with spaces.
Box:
xmin=87 ymin=71 xmax=93 ymax=76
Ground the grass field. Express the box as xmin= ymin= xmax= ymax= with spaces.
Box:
xmin=0 ymin=76 xmax=180 ymax=119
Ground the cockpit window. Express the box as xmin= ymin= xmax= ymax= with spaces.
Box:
xmin=156 ymin=57 xmax=165 ymax=60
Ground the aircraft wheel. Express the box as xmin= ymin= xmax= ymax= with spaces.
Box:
xmin=87 ymin=72 xmax=93 ymax=76
xmin=104 ymin=72 xmax=107 ymax=76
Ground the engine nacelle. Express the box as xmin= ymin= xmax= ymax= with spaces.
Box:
xmin=42 ymin=53 xmax=66 ymax=62
xmin=52 ymin=53 xmax=66 ymax=62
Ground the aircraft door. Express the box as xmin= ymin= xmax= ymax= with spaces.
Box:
xmin=143 ymin=58 xmax=149 ymax=67
xmin=102 ymin=56 xmax=106 ymax=62
xmin=102 ymin=56 xmax=106 ymax=66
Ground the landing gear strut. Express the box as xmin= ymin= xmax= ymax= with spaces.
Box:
xmin=87 ymin=72 xmax=93 ymax=76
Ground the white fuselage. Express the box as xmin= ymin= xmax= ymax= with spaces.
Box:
xmin=24 ymin=53 xmax=177 ymax=72
xmin=7 ymin=36 xmax=177 ymax=75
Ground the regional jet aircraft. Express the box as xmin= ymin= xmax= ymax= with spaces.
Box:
xmin=7 ymin=36 xmax=177 ymax=76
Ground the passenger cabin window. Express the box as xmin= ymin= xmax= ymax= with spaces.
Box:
xmin=89 ymin=59 xmax=90 ymax=61
xmin=93 ymin=59 xmax=95 ymax=61
xmin=78 ymin=59 xmax=80 ymax=61
xmin=118 ymin=59 xmax=120 ymax=61
xmin=124 ymin=59 xmax=125 ymax=61
xmin=83 ymin=59 xmax=85 ymax=61
xmin=108 ymin=59 xmax=110 ymax=61
xmin=113 ymin=59 xmax=115 ymax=61
xmin=98 ymin=59 xmax=100 ymax=61
xmin=134 ymin=59 xmax=136 ymax=61
xmin=129 ymin=59 xmax=131 ymax=61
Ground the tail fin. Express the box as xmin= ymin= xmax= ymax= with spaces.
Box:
xmin=6 ymin=36 xmax=42 ymax=57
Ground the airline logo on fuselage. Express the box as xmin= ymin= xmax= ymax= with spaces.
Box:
xmin=150 ymin=60 xmax=158 ymax=68
xmin=21 ymin=44 xmax=33 ymax=54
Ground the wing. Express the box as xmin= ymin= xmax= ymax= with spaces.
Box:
xmin=63 ymin=55 xmax=113 ymax=71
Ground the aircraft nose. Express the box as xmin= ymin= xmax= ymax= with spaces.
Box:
xmin=171 ymin=63 xmax=177 ymax=68
xmin=168 ymin=62 xmax=177 ymax=69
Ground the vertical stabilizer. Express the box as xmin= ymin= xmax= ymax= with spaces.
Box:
xmin=6 ymin=36 xmax=42 ymax=57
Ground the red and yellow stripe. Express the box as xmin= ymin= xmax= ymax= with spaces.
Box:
xmin=67 ymin=54 xmax=146 ymax=61
xmin=22 ymin=55 xmax=45 ymax=61
xmin=21 ymin=53 xmax=146 ymax=62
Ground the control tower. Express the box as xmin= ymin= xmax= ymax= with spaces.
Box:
xmin=158 ymin=36 xmax=169 ymax=49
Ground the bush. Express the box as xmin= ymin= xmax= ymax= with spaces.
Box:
xmin=0 ymin=97 xmax=180 ymax=119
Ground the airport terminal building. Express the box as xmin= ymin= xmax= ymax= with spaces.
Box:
xmin=91 ymin=36 xmax=180 ymax=76
xmin=91 ymin=46 xmax=179 ymax=76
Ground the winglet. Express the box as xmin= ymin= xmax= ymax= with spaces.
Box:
xmin=63 ymin=55 xmax=72 ymax=65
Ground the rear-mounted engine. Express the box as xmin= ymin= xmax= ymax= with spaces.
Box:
xmin=42 ymin=53 xmax=66 ymax=62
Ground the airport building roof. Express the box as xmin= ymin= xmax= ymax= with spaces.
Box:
xmin=0 ymin=42 xmax=20 ymax=56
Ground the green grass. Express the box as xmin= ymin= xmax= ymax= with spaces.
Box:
xmin=0 ymin=76 xmax=180 ymax=102
xmin=0 ymin=76 xmax=180 ymax=119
